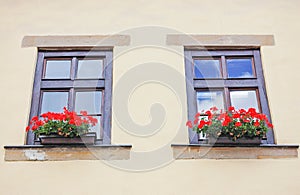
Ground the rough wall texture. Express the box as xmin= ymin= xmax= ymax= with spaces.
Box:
xmin=1 ymin=0 xmax=300 ymax=194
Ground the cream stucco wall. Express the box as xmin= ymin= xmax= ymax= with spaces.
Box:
xmin=1 ymin=0 xmax=300 ymax=194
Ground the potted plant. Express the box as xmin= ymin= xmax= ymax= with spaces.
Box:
xmin=186 ymin=106 xmax=273 ymax=145
xmin=26 ymin=107 xmax=98 ymax=145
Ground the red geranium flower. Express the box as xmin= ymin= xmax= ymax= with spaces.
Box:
xmin=267 ymin=122 xmax=273 ymax=128
xmin=31 ymin=125 xmax=39 ymax=131
xmin=186 ymin=121 xmax=192 ymax=128
xmin=233 ymin=113 xmax=240 ymax=119
xmin=234 ymin=122 xmax=242 ymax=127
xmin=243 ymin=119 xmax=250 ymax=123
xmin=210 ymin=106 xmax=218 ymax=111
xmin=32 ymin=116 xmax=38 ymax=121
xmin=186 ymin=106 xmax=273 ymax=141
xmin=198 ymin=120 xmax=206 ymax=129
xmin=195 ymin=112 xmax=201 ymax=118
xmin=254 ymin=121 xmax=260 ymax=127
xmin=193 ymin=118 xmax=199 ymax=125
xmin=80 ymin=110 xmax=88 ymax=116
xmin=228 ymin=106 xmax=235 ymax=112
xmin=26 ymin=107 xmax=98 ymax=137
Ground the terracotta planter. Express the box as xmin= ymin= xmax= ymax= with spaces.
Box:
xmin=39 ymin=132 xmax=96 ymax=145
xmin=208 ymin=136 xmax=262 ymax=145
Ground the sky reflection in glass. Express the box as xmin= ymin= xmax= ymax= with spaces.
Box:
xmin=227 ymin=58 xmax=254 ymax=78
xmin=194 ymin=59 xmax=221 ymax=78
xmin=197 ymin=91 xmax=224 ymax=112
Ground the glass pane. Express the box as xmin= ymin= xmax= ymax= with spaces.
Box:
xmin=88 ymin=116 xmax=101 ymax=139
xmin=197 ymin=91 xmax=224 ymax=112
xmin=41 ymin=92 xmax=68 ymax=114
xmin=75 ymin=91 xmax=102 ymax=114
xmin=194 ymin=59 xmax=221 ymax=78
xmin=77 ymin=59 xmax=103 ymax=79
xmin=230 ymin=90 xmax=259 ymax=111
xmin=227 ymin=58 xmax=254 ymax=78
xmin=44 ymin=60 xmax=71 ymax=79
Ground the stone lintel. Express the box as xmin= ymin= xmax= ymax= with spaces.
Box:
xmin=22 ymin=35 xmax=130 ymax=48
xmin=166 ymin=34 xmax=275 ymax=47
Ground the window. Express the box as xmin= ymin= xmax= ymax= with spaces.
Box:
xmin=26 ymin=50 xmax=113 ymax=145
xmin=184 ymin=49 xmax=274 ymax=144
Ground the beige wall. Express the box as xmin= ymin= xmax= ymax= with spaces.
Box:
xmin=1 ymin=0 xmax=300 ymax=194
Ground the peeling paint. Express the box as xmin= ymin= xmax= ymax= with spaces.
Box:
xmin=24 ymin=150 xmax=46 ymax=161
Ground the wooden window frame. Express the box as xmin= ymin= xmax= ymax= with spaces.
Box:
xmin=185 ymin=48 xmax=275 ymax=144
xmin=26 ymin=50 xmax=113 ymax=145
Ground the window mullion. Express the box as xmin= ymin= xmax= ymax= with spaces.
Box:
xmin=224 ymin=87 xmax=230 ymax=110
xmin=221 ymin=55 xmax=230 ymax=110
xmin=71 ymin=57 xmax=77 ymax=80
xmin=68 ymin=88 xmax=75 ymax=111
xmin=69 ymin=57 xmax=77 ymax=111
xmin=221 ymin=55 xmax=227 ymax=79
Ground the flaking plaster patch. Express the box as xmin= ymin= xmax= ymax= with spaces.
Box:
xmin=24 ymin=150 xmax=46 ymax=161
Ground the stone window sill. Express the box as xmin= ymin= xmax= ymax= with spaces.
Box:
xmin=171 ymin=144 xmax=298 ymax=159
xmin=4 ymin=145 xmax=132 ymax=161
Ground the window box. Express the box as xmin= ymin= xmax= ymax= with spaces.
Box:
xmin=39 ymin=132 xmax=96 ymax=145
xmin=207 ymin=136 xmax=262 ymax=145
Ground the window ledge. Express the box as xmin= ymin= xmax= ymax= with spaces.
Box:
xmin=4 ymin=145 xmax=132 ymax=161
xmin=171 ymin=144 xmax=298 ymax=159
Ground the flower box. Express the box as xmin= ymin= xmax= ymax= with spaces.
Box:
xmin=207 ymin=135 xmax=262 ymax=145
xmin=39 ymin=132 xmax=96 ymax=145
xmin=186 ymin=106 xmax=273 ymax=145
xmin=26 ymin=107 xmax=99 ymax=145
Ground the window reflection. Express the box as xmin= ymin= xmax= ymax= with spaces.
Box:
xmin=77 ymin=59 xmax=103 ymax=79
xmin=194 ymin=59 xmax=221 ymax=78
xmin=75 ymin=91 xmax=102 ymax=114
xmin=44 ymin=60 xmax=71 ymax=79
xmin=89 ymin=116 xmax=101 ymax=139
xmin=197 ymin=91 xmax=224 ymax=112
xmin=227 ymin=58 xmax=254 ymax=78
xmin=230 ymin=90 xmax=259 ymax=111
xmin=41 ymin=92 xmax=68 ymax=113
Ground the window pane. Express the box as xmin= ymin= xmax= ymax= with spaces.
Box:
xmin=197 ymin=91 xmax=224 ymax=112
xmin=75 ymin=91 xmax=102 ymax=114
xmin=230 ymin=90 xmax=259 ymax=111
xmin=41 ymin=92 xmax=68 ymax=113
xmin=44 ymin=60 xmax=71 ymax=79
xmin=227 ymin=58 xmax=254 ymax=78
xmin=194 ymin=59 xmax=221 ymax=78
xmin=77 ymin=59 xmax=103 ymax=79
xmin=88 ymin=116 xmax=101 ymax=139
